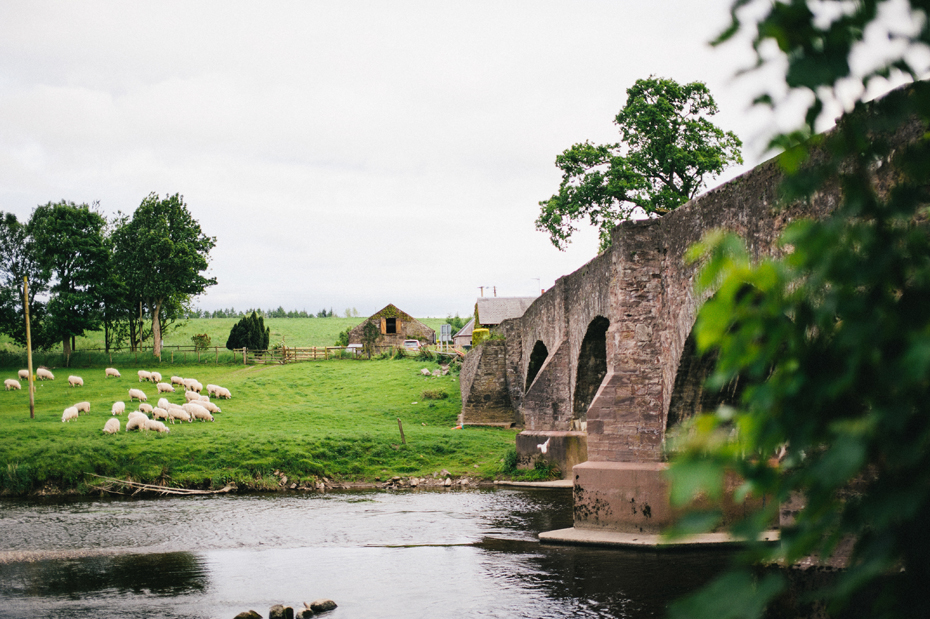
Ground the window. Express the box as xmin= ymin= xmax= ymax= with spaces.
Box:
xmin=385 ymin=318 xmax=397 ymax=334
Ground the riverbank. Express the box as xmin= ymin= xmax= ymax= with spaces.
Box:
xmin=0 ymin=358 xmax=523 ymax=496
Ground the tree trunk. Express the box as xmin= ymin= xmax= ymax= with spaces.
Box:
xmin=63 ymin=337 xmax=71 ymax=356
xmin=152 ymin=298 xmax=163 ymax=358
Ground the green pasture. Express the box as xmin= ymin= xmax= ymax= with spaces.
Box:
xmin=0 ymin=357 xmax=518 ymax=495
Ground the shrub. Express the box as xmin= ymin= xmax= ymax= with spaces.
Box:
xmin=191 ymin=333 xmax=211 ymax=350
xmin=421 ymin=389 xmax=448 ymax=400
xmin=472 ymin=328 xmax=490 ymax=346
xmin=225 ymin=311 xmax=270 ymax=351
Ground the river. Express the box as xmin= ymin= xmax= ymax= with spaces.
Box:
xmin=0 ymin=488 xmax=732 ymax=618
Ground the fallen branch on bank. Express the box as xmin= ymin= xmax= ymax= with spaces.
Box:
xmin=88 ymin=474 xmax=236 ymax=496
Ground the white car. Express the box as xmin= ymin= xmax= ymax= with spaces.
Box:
xmin=403 ymin=340 xmax=421 ymax=351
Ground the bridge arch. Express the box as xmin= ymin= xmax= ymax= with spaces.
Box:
xmin=572 ymin=316 xmax=610 ymax=428
xmin=525 ymin=340 xmax=549 ymax=391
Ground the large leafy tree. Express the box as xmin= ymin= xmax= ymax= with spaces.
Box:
xmin=0 ymin=212 xmax=54 ymax=349
xmin=112 ymin=193 xmax=216 ymax=357
xmin=28 ymin=201 xmax=109 ymax=355
xmin=536 ymin=76 xmax=742 ymax=251
xmin=668 ymin=2 xmax=930 ymax=618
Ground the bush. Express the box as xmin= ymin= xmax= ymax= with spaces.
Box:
xmin=225 ymin=311 xmax=270 ymax=351
xmin=421 ymin=389 xmax=448 ymax=400
xmin=191 ymin=333 xmax=211 ymax=350
xmin=472 ymin=328 xmax=490 ymax=346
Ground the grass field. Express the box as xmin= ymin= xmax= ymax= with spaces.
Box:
xmin=0 ymin=357 xmax=520 ymax=495
xmin=0 ymin=317 xmax=455 ymax=356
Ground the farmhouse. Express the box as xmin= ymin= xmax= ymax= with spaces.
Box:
xmin=453 ymin=317 xmax=475 ymax=348
xmin=348 ymin=304 xmax=435 ymax=349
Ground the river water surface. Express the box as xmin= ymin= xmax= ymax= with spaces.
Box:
xmin=0 ymin=488 xmax=731 ymax=618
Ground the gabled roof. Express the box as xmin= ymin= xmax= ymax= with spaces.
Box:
xmin=475 ymin=297 xmax=538 ymax=326
xmin=368 ymin=303 xmax=415 ymax=322
xmin=453 ymin=317 xmax=475 ymax=338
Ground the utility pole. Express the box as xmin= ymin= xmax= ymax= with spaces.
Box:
xmin=493 ymin=286 xmax=496 ymax=297
xmin=24 ymin=277 xmax=35 ymax=419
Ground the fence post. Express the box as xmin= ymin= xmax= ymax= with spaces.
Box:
xmin=243 ymin=347 xmax=247 ymax=365
xmin=215 ymin=346 xmax=218 ymax=364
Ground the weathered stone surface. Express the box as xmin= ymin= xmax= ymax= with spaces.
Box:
xmin=460 ymin=340 xmax=519 ymax=426
xmin=297 ymin=605 xmax=315 ymax=618
xmin=515 ymin=431 xmax=587 ymax=480
xmin=234 ymin=611 xmax=261 ymax=619
xmin=309 ymin=598 xmax=337 ymax=612
xmin=269 ymin=604 xmax=294 ymax=619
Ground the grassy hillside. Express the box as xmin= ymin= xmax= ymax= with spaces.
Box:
xmin=0 ymin=357 xmax=518 ymax=495
xmin=0 ymin=317 xmax=454 ymax=354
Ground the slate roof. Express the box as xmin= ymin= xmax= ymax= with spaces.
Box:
xmin=475 ymin=297 xmax=538 ymax=326
xmin=453 ymin=317 xmax=475 ymax=339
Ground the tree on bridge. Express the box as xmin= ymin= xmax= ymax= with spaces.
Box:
xmin=536 ymin=76 xmax=743 ymax=252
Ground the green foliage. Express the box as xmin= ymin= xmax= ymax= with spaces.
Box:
xmin=445 ymin=313 xmax=468 ymax=332
xmin=334 ymin=327 xmax=351 ymax=347
xmin=361 ymin=320 xmax=380 ymax=358
xmin=537 ymin=76 xmax=742 ymax=251
xmin=670 ymin=3 xmax=930 ymax=617
xmin=421 ymin=389 xmax=448 ymax=400
xmin=225 ymin=311 xmax=270 ymax=351
xmin=415 ymin=347 xmax=435 ymax=362
xmin=472 ymin=328 xmax=490 ymax=346
xmin=190 ymin=333 xmax=211 ymax=350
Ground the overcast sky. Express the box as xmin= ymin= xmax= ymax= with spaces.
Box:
xmin=0 ymin=1 xmax=917 ymax=318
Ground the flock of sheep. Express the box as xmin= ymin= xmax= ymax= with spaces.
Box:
xmin=4 ymin=367 xmax=233 ymax=435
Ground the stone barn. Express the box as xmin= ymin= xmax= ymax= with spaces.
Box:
xmin=348 ymin=304 xmax=435 ymax=349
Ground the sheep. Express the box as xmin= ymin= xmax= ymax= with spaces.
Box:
xmin=111 ymin=401 xmax=126 ymax=416
xmin=184 ymin=390 xmax=202 ymax=403
xmin=144 ymin=418 xmax=170 ymax=433
xmin=74 ymin=401 xmax=91 ymax=414
xmin=125 ymin=415 xmax=146 ymax=431
xmin=156 ymin=382 xmax=175 ymax=394
xmin=128 ymin=410 xmax=148 ymax=420
xmin=36 ymin=368 xmax=54 ymax=380
xmin=201 ymin=400 xmax=221 ymax=414
xmin=62 ymin=406 xmax=79 ymax=422
xmin=168 ymin=407 xmax=192 ymax=424
xmin=18 ymin=369 xmax=29 ymax=380
xmin=215 ymin=387 xmax=232 ymax=400
xmin=138 ymin=370 xmax=152 ymax=382
xmin=68 ymin=375 xmax=84 ymax=387
xmin=183 ymin=402 xmax=213 ymax=422
xmin=128 ymin=388 xmax=147 ymax=402
xmin=4 ymin=379 xmax=21 ymax=391
xmin=184 ymin=378 xmax=203 ymax=393
xmin=170 ymin=375 xmax=185 ymax=386
xmin=157 ymin=397 xmax=171 ymax=411
xmin=150 ymin=371 xmax=162 ymax=383
xmin=105 ymin=367 xmax=121 ymax=378
xmin=102 ymin=418 xmax=120 ymax=434
xmin=206 ymin=384 xmax=219 ymax=396
xmin=152 ymin=407 xmax=169 ymax=421
xmin=198 ymin=394 xmax=210 ymax=402
xmin=138 ymin=402 xmax=154 ymax=414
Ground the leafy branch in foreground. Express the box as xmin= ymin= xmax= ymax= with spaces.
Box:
xmin=667 ymin=1 xmax=930 ymax=616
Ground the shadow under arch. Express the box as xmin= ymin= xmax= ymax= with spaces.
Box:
xmin=525 ymin=340 xmax=549 ymax=391
xmin=572 ymin=316 xmax=610 ymax=427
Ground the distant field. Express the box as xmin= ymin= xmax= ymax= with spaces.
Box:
xmin=0 ymin=357 xmax=518 ymax=495
xmin=0 ymin=316 xmax=455 ymax=355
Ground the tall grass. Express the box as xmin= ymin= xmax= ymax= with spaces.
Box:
xmin=0 ymin=357 xmax=516 ymax=495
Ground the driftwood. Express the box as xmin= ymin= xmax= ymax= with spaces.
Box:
xmin=89 ymin=474 xmax=235 ymax=496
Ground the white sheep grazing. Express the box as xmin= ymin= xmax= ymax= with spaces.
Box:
xmin=128 ymin=388 xmax=147 ymax=402
xmin=138 ymin=403 xmax=153 ymax=414
xmin=184 ymin=390 xmax=202 ymax=403
xmin=152 ymin=407 xmax=169 ymax=421
xmin=151 ymin=371 xmax=162 ymax=383
xmin=171 ymin=375 xmax=185 ymax=386
xmin=111 ymin=401 xmax=126 ymax=416
xmin=18 ymin=369 xmax=29 ymax=380
xmin=62 ymin=406 xmax=79 ymax=422
xmin=105 ymin=367 xmax=121 ymax=378
xmin=156 ymin=382 xmax=175 ymax=393
xmin=145 ymin=418 xmax=170 ymax=433
xmin=102 ymin=418 xmax=120 ymax=434
xmin=74 ymin=401 xmax=91 ymax=414
xmin=206 ymin=384 xmax=219 ymax=396
xmin=4 ymin=379 xmax=21 ymax=391
xmin=125 ymin=415 xmax=146 ymax=431
xmin=198 ymin=394 xmax=210 ymax=402
xmin=137 ymin=370 xmax=152 ymax=382
xmin=68 ymin=375 xmax=84 ymax=387
xmin=36 ymin=368 xmax=54 ymax=380
xmin=215 ymin=387 xmax=232 ymax=399
xmin=167 ymin=407 xmax=192 ymax=424
xmin=183 ymin=379 xmax=203 ymax=393
xmin=201 ymin=400 xmax=221 ymax=414
xmin=183 ymin=402 xmax=213 ymax=422
xmin=157 ymin=397 xmax=171 ymax=410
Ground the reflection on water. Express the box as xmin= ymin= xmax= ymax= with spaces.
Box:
xmin=0 ymin=489 xmax=732 ymax=618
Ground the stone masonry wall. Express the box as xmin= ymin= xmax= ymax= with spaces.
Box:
xmin=459 ymin=340 xmax=519 ymax=426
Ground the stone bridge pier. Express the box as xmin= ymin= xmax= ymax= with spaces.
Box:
xmin=460 ymin=114 xmax=923 ymax=541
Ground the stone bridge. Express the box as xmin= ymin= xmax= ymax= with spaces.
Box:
xmin=460 ymin=113 xmax=921 ymax=538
